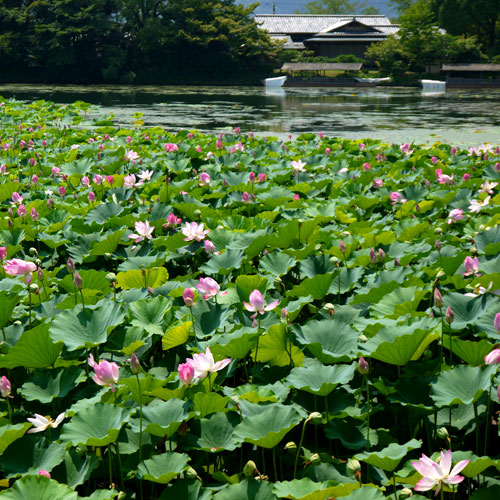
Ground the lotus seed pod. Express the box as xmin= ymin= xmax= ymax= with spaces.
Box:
xmin=243 ymin=460 xmax=258 ymax=478
xmin=308 ymin=412 xmax=322 ymax=422
xmin=284 ymin=442 xmax=297 ymax=452
xmin=309 ymin=453 xmax=321 ymax=465
xmin=400 ymin=487 xmax=413 ymax=498
xmin=185 ymin=467 xmax=198 ymax=479
xmin=106 ymin=272 xmax=116 ymax=282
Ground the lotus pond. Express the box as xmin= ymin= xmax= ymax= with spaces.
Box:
xmin=0 ymin=98 xmax=499 ymax=499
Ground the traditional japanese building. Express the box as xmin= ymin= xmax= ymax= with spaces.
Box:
xmin=255 ymin=14 xmax=399 ymax=58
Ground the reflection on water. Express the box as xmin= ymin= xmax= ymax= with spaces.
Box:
xmin=1 ymin=84 xmax=500 ymax=145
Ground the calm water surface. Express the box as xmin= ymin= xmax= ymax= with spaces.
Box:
xmin=1 ymin=84 xmax=500 ymax=145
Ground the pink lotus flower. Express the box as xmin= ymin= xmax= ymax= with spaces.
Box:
xmin=485 ymin=348 xmax=500 ymax=364
xmin=81 ymin=176 xmax=90 ymax=186
xmin=479 ymin=181 xmax=497 ymax=194
xmin=182 ymin=222 xmax=210 ymax=242
xmin=249 ymin=172 xmax=256 ymax=182
xmin=51 ymin=167 xmax=61 ymax=177
xmin=126 ymin=150 xmax=140 ymax=163
xmin=93 ymin=174 xmax=103 ymax=185
xmin=164 ymin=213 xmax=182 ymax=228
xmin=32 ymin=174 xmax=38 ymax=184
xmin=88 ymin=192 xmax=96 ymax=202
xmin=412 ymin=450 xmax=469 ymax=496
xmin=38 ymin=470 xmax=51 ymax=478
xmin=0 ymin=247 xmax=6 ymax=260
xmin=463 ymin=256 xmax=479 ymax=276
xmin=242 ymin=191 xmax=249 ymax=202
xmin=495 ymin=313 xmax=500 ymax=333
xmin=363 ymin=162 xmax=371 ymax=171
xmin=3 ymin=258 xmax=37 ymax=276
xmin=243 ymin=289 xmax=279 ymax=319
xmin=373 ymin=179 xmax=383 ymax=188
xmin=0 ymin=376 xmax=11 ymax=397
xmin=164 ymin=143 xmax=178 ymax=152
xmin=182 ymin=288 xmax=196 ymax=307
xmin=203 ymin=240 xmax=216 ymax=253
xmin=128 ymin=220 xmax=154 ymax=243
xmin=447 ymin=208 xmax=464 ymax=224
xmin=400 ymin=143 xmax=414 ymax=155
xmin=390 ymin=192 xmax=402 ymax=204
xmin=431 ymin=156 xmax=438 ymax=164
xmin=88 ymin=354 xmax=119 ymax=392
xmin=185 ymin=347 xmax=231 ymax=380
xmin=123 ymin=173 xmax=138 ymax=188
xmin=178 ymin=362 xmax=195 ymax=385
xmin=199 ymin=172 xmax=211 ymax=185
xmin=58 ymin=186 xmax=66 ymax=197
xmin=138 ymin=170 xmax=154 ymax=183
xmin=11 ymin=192 xmax=23 ymax=204
xmin=17 ymin=204 xmax=27 ymax=217
xmin=258 ymin=173 xmax=267 ymax=183
xmin=196 ymin=277 xmax=227 ymax=300
xmin=462 ymin=173 xmax=470 ymax=182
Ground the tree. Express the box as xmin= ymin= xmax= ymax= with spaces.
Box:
xmin=387 ymin=0 xmax=415 ymax=16
xmin=301 ymin=0 xmax=380 ymax=15
xmin=430 ymin=0 xmax=500 ymax=53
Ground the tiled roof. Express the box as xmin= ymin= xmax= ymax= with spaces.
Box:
xmin=255 ymin=14 xmax=393 ymax=34
xmin=281 ymin=62 xmax=363 ymax=71
xmin=442 ymin=64 xmax=500 ymax=72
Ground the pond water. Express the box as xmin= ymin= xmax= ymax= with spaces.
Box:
xmin=1 ymin=84 xmax=500 ymax=146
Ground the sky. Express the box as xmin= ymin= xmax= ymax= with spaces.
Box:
xmin=237 ymin=1 xmax=396 ymax=16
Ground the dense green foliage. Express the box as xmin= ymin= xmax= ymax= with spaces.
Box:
xmin=300 ymin=0 xmax=380 ymax=15
xmin=0 ymin=0 xmax=278 ymax=84
xmin=0 ymin=98 xmax=499 ymax=498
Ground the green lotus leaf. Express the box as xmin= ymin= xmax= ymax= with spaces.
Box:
xmin=469 ymin=485 xmax=500 ymax=500
xmin=227 ymin=382 xmax=290 ymax=404
xmin=324 ymin=420 xmax=368 ymax=450
xmin=116 ymin=267 xmax=169 ymax=290
xmin=444 ymin=336 xmax=495 ymax=366
xmin=84 ymin=202 xmax=123 ymax=225
xmin=234 ymin=404 xmax=304 ymax=449
xmin=0 ymin=475 xmax=77 ymax=500
xmin=451 ymin=451 xmax=498 ymax=477
xmin=130 ymin=295 xmax=171 ymax=335
xmin=142 ymin=399 xmax=193 ymax=438
xmin=475 ymin=226 xmax=500 ymax=255
xmin=209 ymin=327 xmax=259 ymax=359
xmin=442 ymin=293 xmax=491 ymax=329
xmin=328 ymin=267 xmax=364 ymax=295
xmin=50 ymin=301 xmax=125 ymax=351
xmin=59 ymin=269 xmax=111 ymax=294
xmin=296 ymin=319 xmax=357 ymax=363
xmin=1 ymin=439 xmax=65 ymax=478
xmin=370 ymin=287 xmax=427 ymax=317
xmin=362 ymin=320 xmax=439 ymax=366
xmin=214 ymin=479 xmax=276 ymax=500
xmin=80 ymin=490 xmax=119 ymax=500
xmin=185 ymin=411 xmax=239 ymax=452
xmin=288 ymin=274 xmax=334 ymax=301
xmin=64 ymin=449 xmax=100 ymax=488
xmin=160 ymin=479 xmax=204 ymax=500
xmin=88 ymin=229 xmax=126 ymax=257
xmin=272 ymin=478 xmax=339 ymax=500
xmin=137 ymin=452 xmax=190 ymax=484
xmin=337 ymin=486 xmax=385 ymax=499
xmin=193 ymin=392 xmax=229 ymax=418
xmin=256 ymin=323 xmax=304 ymax=367
xmin=60 ymin=403 xmax=131 ymax=447
xmin=259 ymin=252 xmax=296 ymax=277
xmin=355 ymin=439 xmax=422 ymax=471
xmin=0 ymin=323 xmax=63 ymax=369
xmin=0 ymin=292 xmax=19 ymax=329
xmin=120 ymin=375 xmax=166 ymax=405
xmin=235 ymin=275 xmax=269 ymax=302
xmin=286 ymin=362 xmax=355 ymax=396
xmin=20 ymin=366 xmax=85 ymax=403
xmin=299 ymin=255 xmax=335 ymax=279
xmin=192 ymin=301 xmax=232 ymax=337
xmin=431 ymin=365 xmax=497 ymax=407
xmin=199 ymin=249 xmax=245 ymax=275
xmin=162 ymin=321 xmax=192 ymax=350
xmin=0 ymin=423 xmax=31 ymax=454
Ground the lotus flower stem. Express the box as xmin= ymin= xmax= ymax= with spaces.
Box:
xmin=484 ymin=380 xmax=493 ymax=456
xmin=272 ymin=447 xmax=278 ymax=482
xmin=79 ymin=289 xmax=86 ymax=312
xmin=108 ymin=446 xmax=113 ymax=488
xmin=114 ymin=442 xmax=124 ymax=491
xmin=136 ymin=374 xmax=143 ymax=465
xmin=473 ymin=402 xmax=480 ymax=455
xmin=365 ymin=374 xmax=370 ymax=452
xmin=293 ymin=418 xmax=309 ymax=478
xmin=27 ymin=284 xmax=32 ymax=328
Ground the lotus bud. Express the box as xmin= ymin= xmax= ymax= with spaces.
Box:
xmin=193 ymin=209 xmax=201 ymax=219
xmin=243 ymin=460 xmax=258 ymax=478
xmin=29 ymin=283 xmax=39 ymax=292
xmin=38 ymin=470 xmax=51 ymax=478
xmin=183 ymin=288 xmax=195 ymax=307
xmin=339 ymin=240 xmax=346 ymax=253
xmin=46 ymin=198 xmax=54 ymax=209
xmin=0 ymin=247 xmax=6 ymax=260
xmin=437 ymin=427 xmax=449 ymax=439
xmin=73 ymin=271 xmax=83 ymax=290
xmin=394 ymin=258 xmax=401 ymax=267
xmin=130 ymin=353 xmax=141 ymax=375
xmin=324 ymin=303 xmax=335 ymax=317
xmin=307 ymin=412 xmax=322 ymax=422
xmin=497 ymin=386 xmax=500 ymax=402
xmin=37 ymin=267 xmax=44 ymax=281
xmin=67 ymin=257 xmax=75 ymax=274
xmin=378 ymin=248 xmax=385 ymax=260
xmin=357 ymin=356 xmax=369 ymax=375
xmin=435 ymin=239 xmax=441 ymax=250
xmin=400 ymin=487 xmax=413 ymax=498
xmin=347 ymin=459 xmax=361 ymax=472
xmin=0 ymin=376 xmax=11 ymax=397
xmin=370 ymin=248 xmax=378 ymax=264
xmin=445 ymin=306 xmax=454 ymax=325
xmin=434 ymin=288 xmax=443 ymax=308
xmin=25 ymin=273 xmax=33 ymax=285
xmin=281 ymin=308 xmax=288 ymax=322
xmin=284 ymin=442 xmax=297 ymax=452
xmin=495 ymin=313 xmax=500 ymax=333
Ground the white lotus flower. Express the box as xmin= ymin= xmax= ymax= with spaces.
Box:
xmin=27 ymin=412 xmax=65 ymax=433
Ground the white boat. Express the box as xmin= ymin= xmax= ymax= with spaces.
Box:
xmin=354 ymin=77 xmax=392 ymax=84
xmin=264 ymin=76 xmax=287 ymax=87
